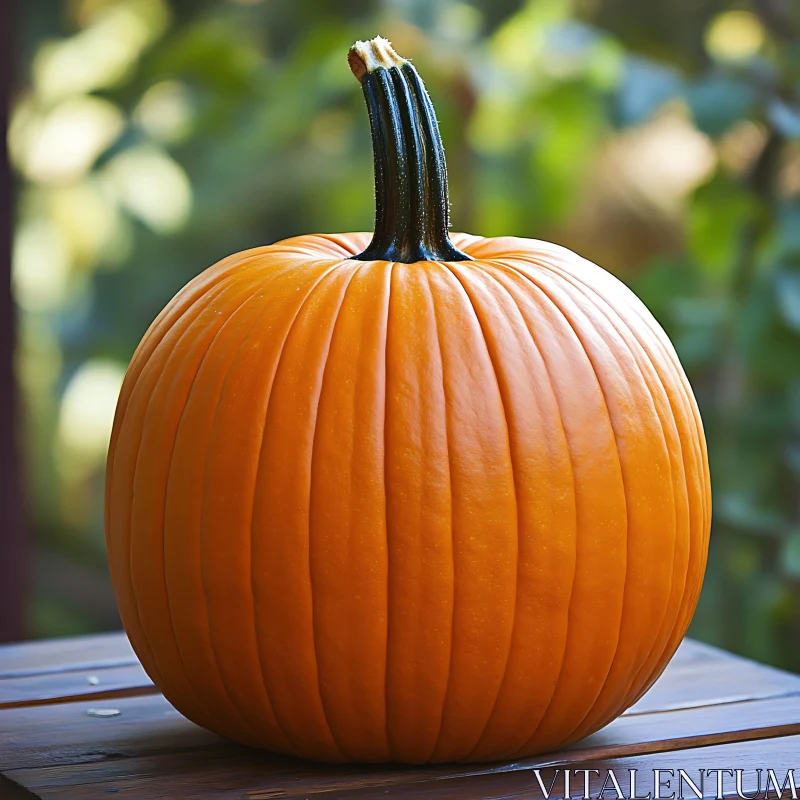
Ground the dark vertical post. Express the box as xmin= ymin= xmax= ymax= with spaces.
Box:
xmin=0 ymin=0 xmax=26 ymax=642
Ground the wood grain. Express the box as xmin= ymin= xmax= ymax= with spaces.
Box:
xmin=5 ymin=728 xmax=798 ymax=799
xmin=1 ymin=634 xmax=798 ymax=800
xmin=0 ymin=663 xmax=154 ymax=709
xmin=0 ymin=632 xmax=137 ymax=679
xmin=626 ymin=642 xmax=800 ymax=714
xmin=260 ymin=736 xmax=800 ymax=800
xmin=4 ymin=634 xmax=798 ymax=714
xmin=1 ymin=691 xmax=798 ymax=797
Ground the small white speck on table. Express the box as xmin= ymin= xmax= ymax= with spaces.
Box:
xmin=86 ymin=708 xmax=120 ymax=718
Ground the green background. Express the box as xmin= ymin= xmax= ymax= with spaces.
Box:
xmin=12 ymin=0 xmax=800 ymax=670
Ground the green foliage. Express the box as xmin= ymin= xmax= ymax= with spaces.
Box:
xmin=13 ymin=0 xmax=800 ymax=670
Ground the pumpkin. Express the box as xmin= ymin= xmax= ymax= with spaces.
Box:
xmin=105 ymin=36 xmax=711 ymax=764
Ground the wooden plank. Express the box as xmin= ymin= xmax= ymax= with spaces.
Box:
xmin=662 ymin=638 xmax=732 ymax=666
xmin=4 ymin=634 xmax=799 ymax=715
xmin=0 ymin=632 xmax=137 ymax=679
xmin=627 ymin=646 xmax=800 ymax=714
xmin=261 ymin=735 xmax=800 ymax=800
xmin=2 ymin=692 xmax=799 ymax=797
xmin=5 ymin=724 xmax=798 ymax=799
xmin=0 ymin=0 xmax=26 ymax=645
xmin=563 ymin=694 xmax=800 ymax=761
xmin=0 ymin=663 xmax=155 ymax=709
xmin=0 ymin=694 xmax=221 ymax=771
xmin=3 ymin=634 xmax=799 ymax=799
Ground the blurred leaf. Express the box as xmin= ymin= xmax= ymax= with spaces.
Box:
xmin=717 ymin=493 xmax=785 ymax=537
xmin=738 ymin=276 xmax=800 ymax=384
xmin=726 ymin=538 xmax=762 ymax=578
xmin=768 ymin=98 xmax=800 ymax=139
xmin=629 ymin=256 xmax=699 ymax=323
xmin=688 ymin=172 xmax=755 ymax=276
xmin=774 ymin=269 xmax=800 ymax=331
xmin=782 ymin=531 xmax=800 ymax=579
xmin=775 ymin=203 xmax=800 ymax=257
xmin=148 ymin=16 xmax=265 ymax=107
xmin=673 ymin=329 xmax=721 ymax=370
xmin=741 ymin=577 xmax=785 ymax=664
xmin=686 ymin=74 xmax=756 ymax=137
xmin=529 ymin=82 xmax=607 ymax=221
xmin=786 ymin=443 xmax=800 ymax=477
xmin=616 ymin=55 xmax=683 ymax=126
xmin=540 ymin=21 xmax=624 ymax=90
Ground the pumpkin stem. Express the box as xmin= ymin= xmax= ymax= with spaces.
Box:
xmin=348 ymin=37 xmax=471 ymax=263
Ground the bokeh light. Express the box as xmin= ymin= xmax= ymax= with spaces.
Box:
xmin=57 ymin=359 xmax=126 ymax=478
xmin=705 ymin=10 xmax=765 ymax=63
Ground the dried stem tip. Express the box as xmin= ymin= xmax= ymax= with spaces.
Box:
xmin=348 ymin=36 xmax=406 ymax=82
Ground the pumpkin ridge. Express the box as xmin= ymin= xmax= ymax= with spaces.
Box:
xmin=424 ymin=262 xmax=518 ymax=762
xmin=142 ymin=249 xmax=287 ymax=357
xmin=553 ymin=270 xmax=694 ymax=730
xmin=184 ymin=265 xmax=319 ymax=752
xmin=509 ymin=253 xmax=708 ymax=700
xmin=626 ymin=408 xmax=707 ymax=707
xmin=307 ymin=260 xmax=394 ymax=760
xmin=536 ymin=269 xmax=683 ymax=743
xmin=125 ymin=276 xmax=266 ymax=735
xmin=526 ymin=251 xmax=710 ymax=536
xmin=478 ymin=261 xmax=613 ymax=757
xmin=613 ymin=350 xmax=705 ymax=710
xmin=437 ymin=261 xmax=522 ymax=760
xmin=523 ymin=252 xmax=702 ymax=490
xmin=382 ymin=260 xmax=395 ymax=761
xmin=492 ymin=261 xmax=631 ymax=756
xmin=383 ymin=263 xmax=455 ymax=764
xmin=605 ymin=279 xmax=711 ymax=543
xmin=518 ymin=264 xmax=685 ymax=749
xmin=557 ymin=253 xmax=712 ymax=548
xmin=111 ymin=275 xmax=252 ymax=712
xmin=464 ymin=261 xmax=578 ymax=757
xmin=305 ymin=262 xmax=367 ymax=760
xmin=501 ymin=250 xmax=706 ymax=512
xmin=517 ymin=262 xmax=701 ymax=749
xmin=157 ymin=277 xmax=277 ymax=738
xmin=106 ymin=256 xmax=269 ymax=557
xmin=418 ymin=264 xmax=455 ymax=763
xmin=248 ymin=261 xmax=357 ymax=760
xmin=212 ymin=259 xmax=344 ymax=755
xmin=124 ymin=251 xmax=258 ymax=374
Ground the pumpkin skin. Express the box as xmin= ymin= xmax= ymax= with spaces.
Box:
xmin=106 ymin=231 xmax=710 ymax=763
xmin=105 ymin=37 xmax=711 ymax=764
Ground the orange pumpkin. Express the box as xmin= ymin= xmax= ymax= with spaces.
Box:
xmin=106 ymin=37 xmax=711 ymax=764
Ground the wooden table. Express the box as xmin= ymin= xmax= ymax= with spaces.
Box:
xmin=0 ymin=634 xmax=798 ymax=799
